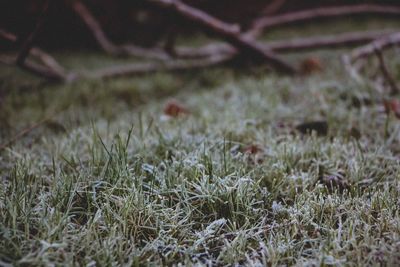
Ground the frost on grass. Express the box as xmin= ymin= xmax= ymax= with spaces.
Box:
xmin=1 ymin=56 xmax=400 ymax=266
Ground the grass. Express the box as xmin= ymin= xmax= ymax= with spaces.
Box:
xmin=1 ymin=19 xmax=400 ymax=266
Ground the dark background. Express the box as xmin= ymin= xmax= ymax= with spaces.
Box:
xmin=0 ymin=0 xmax=398 ymax=49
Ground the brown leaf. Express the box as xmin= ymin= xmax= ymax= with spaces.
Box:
xmin=164 ymin=99 xmax=190 ymax=117
xmin=296 ymin=121 xmax=328 ymax=136
xmin=242 ymin=144 xmax=264 ymax=165
xmin=242 ymin=144 xmax=263 ymax=155
xmin=300 ymin=57 xmax=323 ymax=74
xmin=383 ymin=99 xmax=400 ymax=119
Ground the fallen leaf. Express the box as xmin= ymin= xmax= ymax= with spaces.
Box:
xmin=296 ymin=121 xmax=328 ymax=136
xmin=164 ymin=99 xmax=189 ymax=117
xmin=242 ymin=144 xmax=264 ymax=165
xmin=300 ymin=57 xmax=323 ymax=74
xmin=242 ymin=144 xmax=263 ymax=155
xmin=383 ymin=99 xmax=400 ymax=119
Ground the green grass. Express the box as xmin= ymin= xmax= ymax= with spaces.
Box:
xmin=1 ymin=19 xmax=400 ymax=266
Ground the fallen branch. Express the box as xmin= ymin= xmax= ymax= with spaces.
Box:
xmin=150 ymin=0 xmax=296 ymax=74
xmin=71 ymin=0 xmax=169 ymax=61
xmin=248 ymin=4 xmax=400 ymax=38
xmin=89 ymin=54 xmax=232 ymax=79
xmin=343 ymin=32 xmax=400 ymax=92
xmin=0 ymin=29 xmax=70 ymax=82
xmin=0 ymin=56 xmax=68 ymax=82
xmin=269 ymin=30 xmax=396 ymax=52
xmin=260 ymin=0 xmax=287 ymax=16
xmin=1 ymin=29 xmax=66 ymax=75
xmin=375 ymin=48 xmax=399 ymax=95
xmin=1 ymin=26 xmax=231 ymax=80
xmin=350 ymin=32 xmax=400 ymax=61
xmin=16 ymin=0 xmax=52 ymax=65
xmin=0 ymin=2 xmax=70 ymax=82
xmin=0 ymin=117 xmax=49 ymax=152
xmin=175 ymin=30 xmax=396 ymax=58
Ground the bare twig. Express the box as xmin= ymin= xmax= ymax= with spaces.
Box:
xmin=71 ymin=0 xmax=169 ymax=61
xmin=0 ymin=2 xmax=70 ymax=82
xmin=164 ymin=25 xmax=178 ymax=56
xmin=150 ymin=0 xmax=296 ymax=74
xmin=350 ymin=32 xmax=400 ymax=61
xmin=1 ymin=29 xmax=66 ymax=75
xmin=16 ymin=0 xmax=51 ymax=65
xmin=175 ymin=30 xmax=396 ymax=59
xmin=260 ymin=0 xmax=286 ymax=15
xmin=0 ymin=118 xmax=49 ymax=152
xmin=0 ymin=29 xmax=69 ymax=82
xmin=0 ymin=29 xmax=16 ymax=42
xmin=248 ymin=4 xmax=400 ymax=38
xmin=0 ymin=55 xmax=67 ymax=82
xmin=269 ymin=30 xmax=396 ymax=52
xmin=343 ymin=32 xmax=400 ymax=91
xmin=30 ymin=49 xmax=66 ymax=75
xmin=89 ymin=54 xmax=232 ymax=79
xmin=374 ymin=46 xmax=399 ymax=95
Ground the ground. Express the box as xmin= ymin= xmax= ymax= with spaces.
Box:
xmin=1 ymin=19 xmax=400 ymax=266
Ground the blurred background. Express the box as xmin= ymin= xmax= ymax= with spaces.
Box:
xmin=1 ymin=0 xmax=398 ymax=49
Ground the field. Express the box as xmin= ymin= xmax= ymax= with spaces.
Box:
xmin=1 ymin=19 xmax=400 ymax=266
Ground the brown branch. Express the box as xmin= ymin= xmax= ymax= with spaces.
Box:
xmin=248 ymin=4 xmax=400 ymax=38
xmin=1 ymin=25 xmax=230 ymax=81
xmin=0 ymin=29 xmax=16 ymax=42
xmin=269 ymin=30 xmax=396 ymax=52
xmin=150 ymin=0 xmax=296 ymax=74
xmin=0 ymin=56 xmax=67 ymax=82
xmin=71 ymin=0 xmax=169 ymax=61
xmin=71 ymin=0 xmax=118 ymax=54
xmin=260 ymin=0 xmax=287 ymax=16
xmin=89 ymin=54 xmax=232 ymax=79
xmin=374 ymin=44 xmax=399 ymax=95
xmin=0 ymin=118 xmax=49 ymax=152
xmin=175 ymin=30 xmax=396 ymax=59
xmin=164 ymin=25 xmax=178 ymax=56
xmin=30 ymin=49 xmax=66 ymax=75
xmin=350 ymin=32 xmax=400 ymax=61
xmin=0 ymin=29 xmax=69 ymax=82
xmin=16 ymin=0 xmax=51 ymax=65
xmin=343 ymin=32 xmax=400 ymax=90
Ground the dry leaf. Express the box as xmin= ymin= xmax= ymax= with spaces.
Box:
xmin=242 ymin=144 xmax=264 ymax=165
xmin=300 ymin=57 xmax=323 ymax=74
xmin=383 ymin=99 xmax=400 ymax=119
xmin=242 ymin=144 xmax=262 ymax=155
xmin=164 ymin=99 xmax=189 ymax=117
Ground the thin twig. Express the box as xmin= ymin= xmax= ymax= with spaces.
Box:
xmin=343 ymin=32 xmax=400 ymax=90
xmin=260 ymin=0 xmax=286 ymax=15
xmin=374 ymin=47 xmax=399 ymax=95
xmin=150 ymin=0 xmax=296 ymax=74
xmin=350 ymin=32 xmax=400 ymax=61
xmin=248 ymin=4 xmax=400 ymax=38
xmin=16 ymin=0 xmax=51 ymax=65
xmin=175 ymin=30 xmax=396 ymax=58
xmin=0 ymin=28 xmax=69 ymax=81
xmin=0 ymin=118 xmax=49 ymax=152
xmin=71 ymin=0 xmax=170 ymax=61
xmin=89 ymin=54 xmax=232 ymax=79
